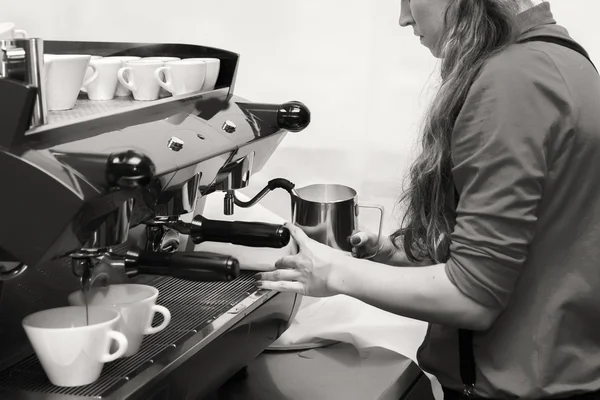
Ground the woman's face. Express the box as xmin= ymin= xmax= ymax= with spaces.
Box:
xmin=399 ymin=0 xmax=452 ymax=57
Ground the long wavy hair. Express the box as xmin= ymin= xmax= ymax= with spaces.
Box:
xmin=391 ymin=0 xmax=524 ymax=263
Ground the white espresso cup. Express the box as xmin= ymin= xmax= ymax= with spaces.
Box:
xmin=83 ymin=56 xmax=103 ymax=83
xmin=44 ymin=54 xmax=98 ymax=111
xmin=22 ymin=306 xmax=128 ymax=387
xmin=117 ymin=60 xmax=164 ymax=101
xmin=0 ymin=22 xmax=28 ymax=40
xmin=83 ymin=58 xmax=123 ymax=101
xmin=143 ymin=57 xmax=181 ymax=97
xmin=103 ymin=56 xmax=141 ymax=96
xmin=68 ymin=284 xmax=171 ymax=357
xmin=154 ymin=59 xmax=207 ymax=96
xmin=185 ymin=58 xmax=220 ymax=91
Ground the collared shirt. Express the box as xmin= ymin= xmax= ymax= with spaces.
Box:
xmin=417 ymin=2 xmax=600 ymax=398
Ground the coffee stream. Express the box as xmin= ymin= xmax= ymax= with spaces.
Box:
xmin=81 ymin=277 xmax=90 ymax=326
xmin=81 ymin=268 xmax=111 ymax=326
xmin=81 ymin=268 xmax=92 ymax=326
xmin=84 ymin=286 xmax=90 ymax=326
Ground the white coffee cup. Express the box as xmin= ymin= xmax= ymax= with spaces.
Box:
xmin=117 ymin=60 xmax=164 ymax=101
xmin=83 ymin=56 xmax=103 ymax=83
xmin=154 ymin=59 xmax=207 ymax=96
xmin=143 ymin=57 xmax=181 ymax=97
xmin=103 ymin=56 xmax=141 ymax=96
xmin=44 ymin=54 xmax=98 ymax=111
xmin=68 ymin=284 xmax=171 ymax=357
xmin=0 ymin=22 xmax=28 ymax=40
xmin=83 ymin=58 xmax=123 ymax=101
xmin=185 ymin=58 xmax=220 ymax=91
xmin=22 ymin=306 xmax=128 ymax=387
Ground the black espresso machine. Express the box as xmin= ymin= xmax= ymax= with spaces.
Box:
xmin=0 ymin=37 xmax=310 ymax=399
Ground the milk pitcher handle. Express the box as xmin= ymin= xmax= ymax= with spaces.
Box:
xmin=356 ymin=203 xmax=385 ymax=240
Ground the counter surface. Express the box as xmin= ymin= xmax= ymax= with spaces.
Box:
xmin=210 ymin=343 xmax=435 ymax=400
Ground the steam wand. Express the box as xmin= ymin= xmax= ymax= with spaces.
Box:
xmin=224 ymin=178 xmax=298 ymax=213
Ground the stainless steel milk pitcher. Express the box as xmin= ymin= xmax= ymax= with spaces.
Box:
xmin=234 ymin=178 xmax=384 ymax=252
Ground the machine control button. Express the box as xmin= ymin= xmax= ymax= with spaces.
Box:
xmin=167 ymin=136 xmax=184 ymax=152
xmin=222 ymin=120 xmax=237 ymax=134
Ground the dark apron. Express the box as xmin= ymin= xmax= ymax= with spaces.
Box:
xmin=443 ymin=387 xmax=600 ymax=400
xmin=452 ymin=36 xmax=597 ymax=400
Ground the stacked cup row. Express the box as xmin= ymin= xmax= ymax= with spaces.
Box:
xmin=44 ymin=54 xmax=221 ymax=111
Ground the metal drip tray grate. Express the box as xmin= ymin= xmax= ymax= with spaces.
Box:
xmin=0 ymin=272 xmax=257 ymax=398
xmin=45 ymin=97 xmax=142 ymax=126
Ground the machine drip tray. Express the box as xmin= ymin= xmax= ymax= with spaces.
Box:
xmin=0 ymin=272 xmax=259 ymax=398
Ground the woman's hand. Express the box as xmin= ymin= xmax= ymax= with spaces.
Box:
xmin=350 ymin=230 xmax=396 ymax=263
xmin=255 ymin=222 xmax=350 ymax=297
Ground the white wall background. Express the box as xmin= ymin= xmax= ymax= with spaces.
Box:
xmin=3 ymin=0 xmax=600 ymax=231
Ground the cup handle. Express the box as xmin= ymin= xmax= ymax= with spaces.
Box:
xmin=81 ymin=64 xmax=98 ymax=87
xmin=357 ymin=203 xmax=385 ymax=241
xmin=14 ymin=29 xmax=28 ymax=39
xmin=117 ymin=67 xmax=136 ymax=92
xmin=100 ymin=330 xmax=128 ymax=363
xmin=145 ymin=305 xmax=171 ymax=335
xmin=199 ymin=63 xmax=207 ymax=92
xmin=154 ymin=66 xmax=175 ymax=94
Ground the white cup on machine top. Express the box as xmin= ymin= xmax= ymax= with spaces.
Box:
xmin=154 ymin=59 xmax=207 ymax=96
xmin=142 ymin=57 xmax=181 ymax=97
xmin=22 ymin=306 xmax=128 ymax=387
xmin=117 ymin=60 xmax=164 ymax=101
xmin=68 ymin=284 xmax=171 ymax=357
xmin=0 ymin=22 xmax=28 ymax=39
xmin=100 ymin=56 xmax=142 ymax=96
xmin=44 ymin=54 xmax=98 ymax=111
xmin=185 ymin=58 xmax=220 ymax=91
xmin=82 ymin=58 xmax=123 ymax=101
xmin=83 ymin=56 xmax=103 ymax=84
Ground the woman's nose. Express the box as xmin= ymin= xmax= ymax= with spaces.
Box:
xmin=399 ymin=4 xmax=414 ymax=27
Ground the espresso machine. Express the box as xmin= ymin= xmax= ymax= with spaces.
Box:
xmin=0 ymin=37 xmax=310 ymax=399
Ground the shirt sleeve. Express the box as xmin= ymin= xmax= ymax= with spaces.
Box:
xmin=446 ymin=48 xmax=574 ymax=309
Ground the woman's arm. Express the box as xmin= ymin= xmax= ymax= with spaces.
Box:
xmin=328 ymin=257 xmax=498 ymax=330
xmin=257 ymin=224 xmax=499 ymax=331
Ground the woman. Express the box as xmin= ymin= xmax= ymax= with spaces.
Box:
xmin=257 ymin=0 xmax=600 ymax=399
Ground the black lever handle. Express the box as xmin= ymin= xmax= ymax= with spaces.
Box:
xmin=126 ymin=250 xmax=240 ymax=281
xmin=190 ymin=216 xmax=290 ymax=248
xmin=277 ymin=101 xmax=311 ymax=133
xmin=106 ymin=150 xmax=156 ymax=189
xmin=235 ymin=101 xmax=311 ymax=133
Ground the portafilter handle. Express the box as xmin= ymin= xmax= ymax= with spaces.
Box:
xmin=125 ymin=250 xmax=240 ymax=282
xmin=148 ymin=215 xmax=291 ymax=248
xmin=189 ymin=215 xmax=291 ymax=248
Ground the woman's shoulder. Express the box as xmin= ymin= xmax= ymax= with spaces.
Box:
xmin=469 ymin=40 xmax=582 ymax=109
xmin=479 ymin=42 xmax=562 ymax=85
